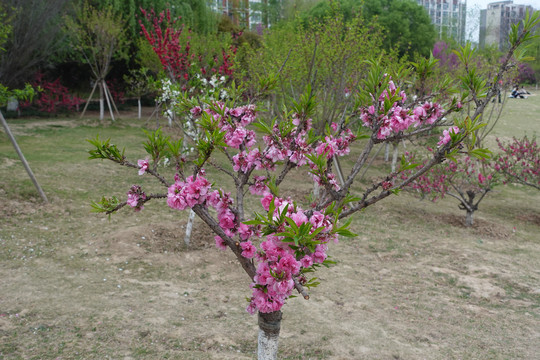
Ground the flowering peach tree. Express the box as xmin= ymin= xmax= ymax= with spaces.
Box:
xmin=88 ymin=11 xmax=539 ymax=359
xmin=494 ymin=136 xmax=540 ymax=190
xmin=401 ymin=150 xmax=498 ymax=227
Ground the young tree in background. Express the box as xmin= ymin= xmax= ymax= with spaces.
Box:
xmin=494 ymin=137 xmax=540 ymax=190
xmin=303 ymin=0 xmax=436 ymax=58
xmin=0 ymin=0 xmax=70 ymax=88
xmin=65 ymin=2 xmax=127 ymax=121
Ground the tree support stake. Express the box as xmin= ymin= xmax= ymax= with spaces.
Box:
xmin=0 ymin=111 xmax=48 ymax=203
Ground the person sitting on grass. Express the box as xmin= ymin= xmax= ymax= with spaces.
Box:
xmin=511 ymin=86 xmax=526 ymax=98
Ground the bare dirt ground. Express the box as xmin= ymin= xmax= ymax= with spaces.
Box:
xmin=1 ymin=109 xmax=539 ymax=359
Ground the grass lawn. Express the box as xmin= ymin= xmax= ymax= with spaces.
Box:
xmin=1 ymin=96 xmax=539 ymax=359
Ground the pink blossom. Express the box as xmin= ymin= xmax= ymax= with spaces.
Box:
xmin=246 ymin=301 xmax=257 ymax=315
xmin=240 ymin=240 xmax=257 ymax=258
xmin=127 ymin=193 xmax=139 ymax=207
xmin=312 ymin=244 xmax=328 ymax=264
xmin=238 ymin=223 xmax=254 ymax=241
xmin=438 ymin=126 xmax=460 ymax=146
xmin=309 ymin=211 xmax=325 ymax=228
xmin=261 ymin=192 xmax=274 ymax=211
xmin=127 ymin=185 xmax=146 ymax=212
xmin=218 ymin=208 xmax=236 ymax=231
xmin=290 ymin=211 xmax=308 ymax=227
xmin=229 ymin=106 xmax=244 ymax=118
xmin=167 ymin=182 xmax=188 ymax=211
xmin=249 ymin=176 xmax=267 ymax=195
xmin=300 ymin=255 xmax=313 ymax=268
xmin=277 ymin=254 xmax=301 ymax=275
xmin=214 ymin=236 xmax=227 ymax=251
xmin=478 ymin=173 xmax=486 ymax=184
xmin=137 ymin=158 xmax=150 ymax=175
xmin=225 ymin=127 xmax=247 ymax=148
xmin=190 ymin=106 xmax=202 ymax=116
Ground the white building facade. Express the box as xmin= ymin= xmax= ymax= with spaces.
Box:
xmin=479 ymin=1 xmax=536 ymax=50
xmin=417 ymin=0 xmax=467 ymax=44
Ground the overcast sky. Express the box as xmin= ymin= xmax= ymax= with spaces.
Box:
xmin=466 ymin=0 xmax=540 ymax=41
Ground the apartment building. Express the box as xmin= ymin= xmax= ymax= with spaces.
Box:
xmin=417 ymin=0 xmax=467 ymax=44
xmin=479 ymin=1 xmax=536 ymax=50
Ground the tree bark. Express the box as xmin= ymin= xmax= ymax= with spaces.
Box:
xmin=391 ymin=142 xmax=399 ymax=173
xmin=138 ymin=98 xmax=142 ymax=120
xmin=184 ymin=209 xmax=195 ymax=246
xmin=258 ymin=311 xmax=282 ymax=360
xmin=102 ymin=81 xmax=116 ymax=122
xmin=465 ymin=210 xmax=474 ymax=227
xmin=98 ymin=81 xmax=105 ymax=121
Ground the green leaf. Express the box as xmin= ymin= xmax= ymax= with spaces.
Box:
xmin=285 ymin=217 xmax=299 ymax=232
xmin=469 ymin=148 xmax=492 ymax=160
xmin=336 ymin=229 xmax=357 ymax=238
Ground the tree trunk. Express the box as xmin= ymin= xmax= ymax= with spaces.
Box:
xmin=465 ymin=210 xmax=474 ymax=227
xmin=98 ymin=82 xmax=104 ymax=121
xmin=138 ymin=98 xmax=142 ymax=120
xmin=258 ymin=311 xmax=282 ymax=360
xmin=384 ymin=143 xmax=390 ymax=162
xmin=391 ymin=142 xmax=399 ymax=173
xmin=184 ymin=209 xmax=196 ymax=246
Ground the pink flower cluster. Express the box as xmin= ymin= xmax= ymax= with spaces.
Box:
xmin=246 ymin=194 xmax=336 ymax=314
xmin=167 ymin=171 xmax=247 ymax=240
xmin=138 ymin=158 xmax=150 ymax=175
xmin=359 ymin=80 xmax=443 ymax=139
xmin=171 ymin=102 xmax=357 ymax=314
xmin=401 ymin=152 xmax=494 ymax=201
xmin=191 ymin=104 xmax=356 ymax=177
xmin=167 ymin=172 xmax=212 ymax=211
xmin=438 ymin=126 xmax=460 ymax=146
xmin=127 ymin=185 xmax=146 ymax=212
xmin=494 ymin=137 xmax=539 ymax=187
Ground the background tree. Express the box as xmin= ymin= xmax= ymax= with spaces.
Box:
xmin=363 ymin=0 xmax=436 ymax=58
xmin=0 ymin=4 xmax=11 ymax=52
xmin=523 ymin=27 xmax=540 ymax=82
xmin=123 ymin=68 xmax=155 ymax=119
xmin=494 ymin=136 xmax=540 ymax=190
xmin=90 ymin=0 xmax=217 ymax=39
xmin=65 ymin=1 xmax=127 ymax=121
xmin=302 ymin=0 xmax=436 ymax=58
xmin=237 ymin=6 xmax=387 ymax=132
xmin=0 ymin=19 xmax=46 ymax=202
xmin=403 ymin=151 xmax=497 ymax=226
xmin=0 ymin=0 xmax=71 ymax=88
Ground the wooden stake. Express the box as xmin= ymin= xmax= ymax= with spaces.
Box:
xmin=0 ymin=111 xmax=48 ymax=203
xmin=103 ymin=81 xmax=120 ymax=117
xmin=80 ymin=81 xmax=98 ymax=119
xmin=102 ymin=80 xmax=115 ymax=122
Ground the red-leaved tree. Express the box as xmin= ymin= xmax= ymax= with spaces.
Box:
xmin=139 ymin=8 xmax=236 ymax=90
xmin=19 ymin=72 xmax=82 ymax=113
xmin=139 ymin=8 xmax=192 ymax=84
